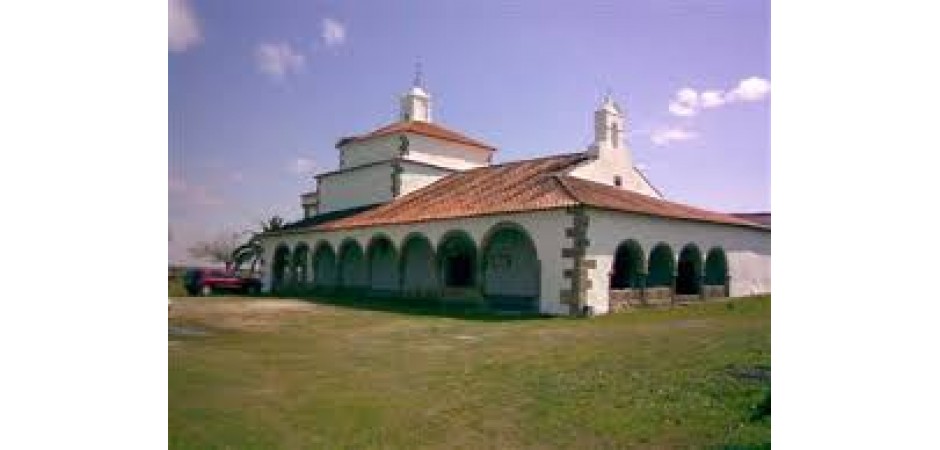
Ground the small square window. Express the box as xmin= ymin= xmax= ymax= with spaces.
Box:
xmin=614 ymin=176 xmax=623 ymax=187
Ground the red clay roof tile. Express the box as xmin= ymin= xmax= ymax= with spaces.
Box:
xmin=338 ymin=121 xmax=496 ymax=152
xmin=310 ymin=152 xmax=767 ymax=232
xmin=557 ymin=175 xmax=766 ymax=229
xmin=315 ymin=153 xmax=586 ymax=231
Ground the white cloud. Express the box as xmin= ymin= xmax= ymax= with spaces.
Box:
xmin=701 ymin=90 xmax=726 ymax=108
xmin=322 ymin=18 xmax=346 ymax=47
xmin=727 ymin=76 xmax=771 ymax=102
xmin=169 ymin=0 xmax=202 ymax=52
xmin=668 ymin=87 xmax=699 ymax=117
xmin=668 ymin=102 xmax=697 ymax=117
xmin=290 ymin=157 xmax=316 ymax=175
xmin=667 ymin=77 xmax=770 ymax=116
xmin=255 ymin=43 xmax=305 ymax=80
xmin=651 ymin=127 xmax=699 ymax=146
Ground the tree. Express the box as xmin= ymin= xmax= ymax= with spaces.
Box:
xmin=188 ymin=231 xmax=249 ymax=268
xmin=260 ymin=216 xmax=285 ymax=232
xmin=229 ymin=216 xmax=287 ymax=275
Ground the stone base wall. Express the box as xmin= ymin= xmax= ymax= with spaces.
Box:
xmin=644 ymin=287 xmax=673 ymax=306
xmin=609 ymin=287 xmax=675 ymax=312
xmin=674 ymin=294 xmax=702 ymax=303
xmin=609 ymin=289 xmax=642 ymax=312
xmin=703 ymin=285 xmax=727 ymax=299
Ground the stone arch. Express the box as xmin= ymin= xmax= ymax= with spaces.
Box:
xmin=400 ymin=232 xmax=437 ymax=296
xmin=366 ymin=234 xmax=399 ymax=295
xmin=292 ymin=242 xmax=310 ymax=287
xmin=610 ymin=239 xmax=645 ymax=289
xmin=271 ymin=243 xmax=291 ymax=292
xmin=677 ymin=244 xmax=704 ymax=295
xmin=312 ymin=241 xmax=337 ymax=288
xmin=337 ymin=238 xmax=366 ymax=290
xmin=480 ymin=222 xmax=540 ymax=308
xmin=704 ymin=247 xmax=729 ymax=297
xmin=647 ymin=243 xmax=675 ymax=287
xmin=437 ymin=230 xmax=478 ymax=289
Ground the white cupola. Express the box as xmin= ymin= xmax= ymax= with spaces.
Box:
xmin=400 ymin=67 xmax=432 ymax=122
xmin=593 ymin=93 xmax=624 ymax=151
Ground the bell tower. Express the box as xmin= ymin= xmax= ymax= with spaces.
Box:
xmin=587 ymin=93 xmax=630 ymax=168
xmin=592 ymin=93 xmax=624 ymax=151
xmin=400 ymin=64 xmax=432 ymax=122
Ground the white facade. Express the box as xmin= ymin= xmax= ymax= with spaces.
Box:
xmin=260 ymin=205 xmax=770 ymax=316
xmin=403 ymin=133 xmax=490 ymax=169
xmin=399 ymin=160 xmax=454 ymax=196
xmin=582 ymin=208 xmax=771 ymax=314
xmin=339 ymin=135 xmax=402 ymax=169
xmin=317 ymin=162 xmax=394 ymax=213
xmin=401 ymin=86 xmax=431 ymax=122
xmin=264 ymin=85 xmax=769 ymax=317
xmin=567 ymin=96 xmax=663 ymax=199
xmin=262 ymin=209 xmax=574 ymax=315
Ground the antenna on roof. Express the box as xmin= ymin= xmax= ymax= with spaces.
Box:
xmin=413 ymin=60 xmax=424 ymax=88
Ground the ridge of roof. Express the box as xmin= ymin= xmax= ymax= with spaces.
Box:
xmin=337 ymin=120 xmax=497 ymax=152
xmin=314 ymin=157 xmax=458 ymax=179
xmin=633 ymin=166 xmax=665 ymax=199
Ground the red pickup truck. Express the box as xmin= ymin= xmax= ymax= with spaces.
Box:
xmin=183 ymin=268 xmax=262 ymax=296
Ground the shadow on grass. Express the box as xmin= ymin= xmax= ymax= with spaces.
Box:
xmin=262 ymin=290 xmax=555 ymax=322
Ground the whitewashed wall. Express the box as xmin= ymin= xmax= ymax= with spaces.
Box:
xmin=339 ymin=135 xmax=400 ymax=169
xmin=628 ymin=168 xmax=662 ymax=198
xmin=317 ymin=162 xmax=394 ymax=213
xmin=338 ymin=132 xmax=490 ymax=172
xmin=399 ymin=161 xmax=453 ymax=196
xmin=403 ymin=133 xmax=490 ymax=170
xmin=259 ymin=209 xmax=573 ymax=315
xmin=583 ymin=208 xmax=771 ymax=314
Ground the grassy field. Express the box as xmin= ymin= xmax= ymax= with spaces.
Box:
xmin=169 ymin=295 xmax=770 ymax=449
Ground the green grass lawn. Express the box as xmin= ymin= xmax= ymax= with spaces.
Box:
xmin=169 ymin=295 xmax=770 ymax=449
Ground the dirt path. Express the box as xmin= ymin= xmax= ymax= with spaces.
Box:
xmin=169 ymin=297 xmax=322 ymax=333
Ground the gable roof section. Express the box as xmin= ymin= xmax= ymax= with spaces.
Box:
xmin=337 ymin=121 xmax=497 ymax=152
xmin=278 ymin=203 xmax=385 ymax=232
xmin=285 ymin=153 xmax=770 ymax=231
xmin=730 ymin=212 xmax=771 ymax=227
xmin=309 ymin=152 xmax=766 ymax=232
xmin=315 ymin=153 xmax=587 ymax=231
xmin=557 ymin=176 xmax=765 ymax=229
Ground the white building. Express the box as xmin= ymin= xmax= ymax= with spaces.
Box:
xmin=259 ymin=79 xmax=770 ymax=316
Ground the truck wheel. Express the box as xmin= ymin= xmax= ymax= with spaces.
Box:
xmin=201 ymin=285 xmax=213 ymax=296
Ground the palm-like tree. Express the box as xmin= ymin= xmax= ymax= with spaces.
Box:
xmin=230 ymin=216 xmax=286 ymax=276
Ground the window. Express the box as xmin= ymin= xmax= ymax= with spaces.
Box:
xmin=614 ymin=176 xmax=623 ymax=187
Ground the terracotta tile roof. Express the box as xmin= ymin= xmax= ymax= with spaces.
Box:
xmin=730 ymin=212 xmax=771 ymax=227
xmin=277 ymin=203 xmax=384 ymax=232
xmin=315 ymin=153 xmax=588 ymax=231
xmin=557 ymin=176 xmax=767 ymax=229
xmin=337 ymin=121 xmax=496 ymax=152
xmin=305 ymin=152 xmax=767 ymax=232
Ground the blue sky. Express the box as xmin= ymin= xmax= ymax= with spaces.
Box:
xmin=169 ymin=0 xmax=770 ymax=265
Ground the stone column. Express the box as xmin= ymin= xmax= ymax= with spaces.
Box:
xmin=638 ymin=272 xmax=647 ymax=306
xmin=699 ymin=274 xmax=706 ymax=300
xmin=670 ymin=271 xmax=678 ymax=305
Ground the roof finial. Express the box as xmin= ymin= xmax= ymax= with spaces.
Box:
xmin=604 ymin=87 xmax=613 ymax=103
xmin=413 ymin=60 xmax=424 ymax=88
